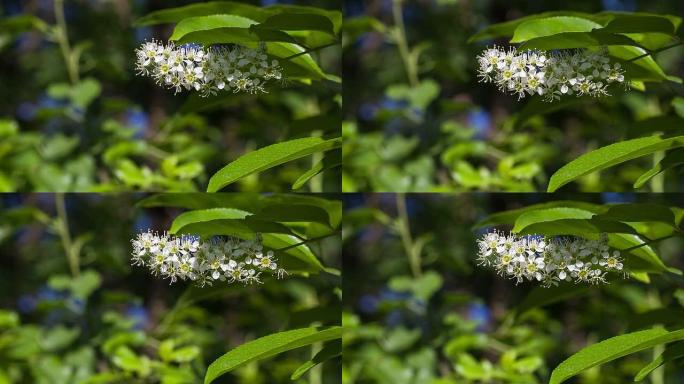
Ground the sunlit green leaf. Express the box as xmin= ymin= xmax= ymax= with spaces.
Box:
xmin=548 ymin=135 xmax=684 ymax=192
xmin=207 ymin=137 xmax=341 ymax=192
xmin=550 ymin=328 xmax=684 ymax=384
xmin=204 ymin=327 xmax=342 ymax=384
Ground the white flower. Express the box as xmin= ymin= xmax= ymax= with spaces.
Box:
xmin=134 ymin=41 xmax=284 ymax=96
xmin=130 ymin=231 xmax=286 ymax=287
xmin=476 ymin=46 xmax=628 ymax=102
xmin=476 ymin=231 xmax=626 ymax=287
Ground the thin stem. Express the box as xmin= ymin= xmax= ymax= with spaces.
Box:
xmin=276 ymin=231 xmax=341 ymax=252
xmin=396 ymin=194 xmax=422 ymax=277
xmin=310 ymin=130 xmax=324 ymax=193
xmin=55 ymin=194 xmax=79 ymax=278
xmin=626 ymin=40 xmax=683 ymax=63
xmin=54 ymin=0 xmax=79 ymax=84
xmin=283 ymin=41 xmax=339 ymax=61
xmin=391 ymin=0 xmax=419 ymax=87
xmin=623 ymin=234 xmax=676 ymax=252
xmin=651 ymin=151 xmax=665 ymax=192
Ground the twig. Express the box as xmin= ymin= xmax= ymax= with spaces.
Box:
xmin=283 ymin=41 xmax=339 ymax=61
xmin=626 ymin=40 xmax=683 ymax=63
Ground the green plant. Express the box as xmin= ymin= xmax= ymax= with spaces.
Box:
xmin=342 ymin=194 xmax=684 ymax=383
xmin=0 ymin=193 xmax=342 ymax=383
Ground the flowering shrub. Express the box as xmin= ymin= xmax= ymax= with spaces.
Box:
xmin=477 ymin=231 xmax=625 ymax=287
xmin=0 ymin=193 xmax=342 ymax=383
xmin=343 ymin=194 xmax=684 ymax=383
xmin=135 ymin=41 xmax=283 ymax=96
xmin=343 ymin=2 xmax=684 ymax=192
xmin=131 ymin=231 xmax=287 ymax=286
xmin=0 ymin=0 xmax=341 ymax=192
xmin=476 ymin=47 xmax=627 ymax=101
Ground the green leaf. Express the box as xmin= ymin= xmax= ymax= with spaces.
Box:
xmin=178 ymin=221 xmax=324 ymax=272
xmin=517 ymin=218 xmax=638 ymax=238
xmin=264 ymin=41 xmax=330 ymax=81
xmin=172 ymin=17 xmax=329 ymax=81
xmin=474 ymin=201 xmax=604 ymax=228
xmin=600 ymin=15 xmax=675 ymax=34
xmin=510 ymin=16 xmax=602 ymax=43
xmin=169 ymin=208 xmax=251 ymax=234
xmin=262 ymin=194 xmax=342 ymax=229
xmin=388 ymin=271 xmax=443 ymax=302
xmin=290 ymin=340 xmax=341 ymax=380
xmin=0 ymin=310 xmax=19 ymax=329
xmin=519 ymin=31 xmax=641 ymax=50
xmin=607 ymin=233 xmax=669 ymax=273
xmin=42 ymin=325 xmax=80 ymax=352
xmin=512 ymin=208 xmax=594 ymax=233
xmin=386 ymin=79 xmax=440 ymax=110
xmin=547 ymin=135 xmax=684 ymax=192
xmin=169 ymin=15 xmax=257 ymax=41
xmin=134 ymin=2 xmax=272 ymax=26
xmin=634 ymin=148 xmax=684 ymax=188
xmin=468 ymin=11 xmax=597 ymax=43
xmin=267 ymin=5 xmax=342 ymax=34
xmin=159 ymin=340 xmax=201 ymax=364
xmin=256 ymin=13 xmax=335 ymax=36
xmin=249 ymin=204 xmax=332 ymax=227
xmin=0 ymin=14 xmax=48 ymax=34
xmin=549 ymin=328 xmax=684 ymax=384
xmin=292 ymin=150 xmax=341 ymax=190
xmin=672 ymin=97 xmax=684 ymax=118
xmin=343 ymin=16 xmax=386 ymax=45
xmin=137 ymin=193 xmax=262 ymax=211
xmin=469 ymin=11 xmax=680 ymax=43
xmin=172 ymin=18 xmax=299 ymax=45
xmin=634 ymin=341 xmax=684 ymax=381
xmin=207 ymin=137 xmax=341 ymax=192
xmin=204 ymin=326 xmax=342 ymax=384
xmin=607 ymin=45 xmax=669 ymax=81
xmin=596 ymin=203 xmax=676 ymax=227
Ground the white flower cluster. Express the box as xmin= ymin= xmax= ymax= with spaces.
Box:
xmin=476 ymin=231 xmax=626 ymax=287
xmin=131 ymin=231 xmax=287 ymax=287
xmin=476 ymin=46 xmax=627 ymax=102
xmin=135 ymin=40 xmax=284 ymax=96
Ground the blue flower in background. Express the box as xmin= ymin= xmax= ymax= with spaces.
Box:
xmin=467 ymin=109 xmax=491 ymax=139
xmin=125 ymin=108 xmax=149 ymax=137
xmin=602 ymin=192 xmax=635 ymax=203
xmin=126 ymin=304 xmax=149 ymax=330
xmin=16 ymin=102 xmax=37 ymax=121
xmin=68 ymin=297 xmax=85 ymax=314
xmin=17 ymin=294 xmax=37 ymax=314
xmin=386 ymin=310 xmax=404 ymax=327
xmin=261 ymin=0 xmax=293 ymax=5
xmin=467 ymin=302 xmax=491 ymax=332
xmin=134 ymin=27 xmax=153 ymax=43
xmin=38 ymin=285 xmax=67 ymax=301
xmin=358 ymin=294 xmax=379 ymax=314
xmin=602 ymin=0 xmax=636 ymax=11
xmin=358 ymin=102 xmax=378 ymax=122
xmin=133 ymin=214 xmax=153 ymax=234
xmin=2 ymin=0 xmax=23 ymax=15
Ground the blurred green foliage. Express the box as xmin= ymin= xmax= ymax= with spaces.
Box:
xmin=0 ymin=0 xmax=341 ymax=192
xmin=342 ymin=0 xmax=684 ymax=192
xmin=342 ymin=193 xmax=684 ymax=383
xmin=0 ymin=193 xmax=341 ymax=383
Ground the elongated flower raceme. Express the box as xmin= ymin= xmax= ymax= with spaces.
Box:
xmin=131 ymin=231 xmax=287 ymax=287
xmin=135 ymin=40 xmax=284 ymax=96
xmin=476 ymin=46 xmax=627 ymax=102
xmin=476 ymin=231 xmax=626 ymax=287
